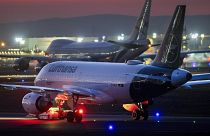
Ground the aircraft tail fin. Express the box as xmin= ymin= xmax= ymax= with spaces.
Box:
xmin=151 ymin=5 xmax=186 ymax=69
xmin=126 ymin=0 xmax=151 ymax=43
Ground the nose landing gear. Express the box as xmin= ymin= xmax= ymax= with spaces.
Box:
xmin=132 ymin=102 xmax=149 ymax=121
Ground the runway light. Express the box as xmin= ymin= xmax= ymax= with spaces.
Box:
xmin=108 ymin=125 xmax=114 ymax=131
xmin=155 ymin=112 xmax=160 ymax=117
xmin=21 ymin=79 xmax=25 ymax=82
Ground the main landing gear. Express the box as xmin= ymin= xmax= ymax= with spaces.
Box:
xmin=132 ymin=102 xmax=149 ymax=121
xmin=66 ymin=109 xmax=83 ymax=123
xmin=66 ymin=95 xmax=83 ymax=123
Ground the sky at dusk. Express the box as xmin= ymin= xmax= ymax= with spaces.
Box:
xmin=0 ymin=0 xmax=210 ymax=23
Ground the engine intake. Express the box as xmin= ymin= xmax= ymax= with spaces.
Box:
xmin=22 ymin=92 xmax=52 ymax=115
xmin=12 ymin=58 xmax=30 ymax=71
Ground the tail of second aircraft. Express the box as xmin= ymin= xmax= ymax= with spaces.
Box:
xmin=126 ymin=0 xmax=151 ymax=44
xmin=151 ymin=5 xmax=186 ymax=69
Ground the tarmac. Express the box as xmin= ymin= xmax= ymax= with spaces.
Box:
xmin=0 ymin=113 xmax=210 ymax=136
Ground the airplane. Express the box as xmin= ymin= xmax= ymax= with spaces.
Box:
xmin=0 ymin=0 xmax=155 ymax=73
xmin=3 ymin=5 xmax=208 ymax=123
xmin=138 ymin=49 xmax=210 ymax=67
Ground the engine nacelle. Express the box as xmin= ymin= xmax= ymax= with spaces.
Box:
xmin=35 ymin=61 xmax=48 ymax=73
xmin=171 ymin=69 xmax=192 ymax=87
xmin=22 ymin=92 xmax=52 ymax=115
xmin=12 ymin=58 xmax=30 ymax=71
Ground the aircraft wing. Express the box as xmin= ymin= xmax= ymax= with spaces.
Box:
xmin=0 ymin=84 xmax=63 ymax=93
xmin=180 ymin=80 xmax=210 ymax=90
xmin=0 ymin=54 xmax=61 ymax=61
xmin=108 ymin=40 xmax=159 ymax=49
xmin=0 ymin=54 xmax=95 ymax=62
xmin=0 ymin=84 xmax=114 ymax=104
xmin=139 ymin=49 xmax=210 ymax=61
xmin=0 ymin=84 xmax=94 ymax=97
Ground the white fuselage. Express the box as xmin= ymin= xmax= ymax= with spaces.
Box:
xmin=35 ymin=61 xmax=145 ymax=104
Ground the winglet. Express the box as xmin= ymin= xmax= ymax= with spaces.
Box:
xmin=151 ymin=5 xmax=186 ymax=69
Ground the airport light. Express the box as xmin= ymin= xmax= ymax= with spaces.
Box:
xmin=94 ymin=39 xmax=99 ymax=42
xmin=155 ymin=112 xmax=160 ymax=117
xmin=77 ymin=37 xmax=84 ymax=43
xmin=19 ymin=40 xmax=25 ymax=45
xmin=15 ymin=37 xmax=25 ymax=46
xmin=200 ymin=34 xmax=205 ymax=39
xmin=108 ymin=124 xmax=114 ymax=131
xmin=15 ymin=37 xmax=23 ymax=43
xmin=102 ymin=36 xmax=106 ymax=41
xmin=191 ymin=33 xmax=198 ymax=39
xmin=1 ymin=42 xmax=5 ymax=47
xmin=117 ymin=34 xmax=125 ymax=41
xmin=182 ymin=35 xmax=187 ymax=40
xmin=152 ymin=33 xmax=157 ymax=39
xmin=200 ymin=34 xmax=205 ymax=46
xmin=192 ymin=62 xmax=197 ymax=68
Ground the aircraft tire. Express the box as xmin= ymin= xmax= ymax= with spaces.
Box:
xmin=75 ymin=113 xmax=82 ymax=123
xmin=132 ymin=110 xmax=140 ymax=120
xmin=66 ymin=111 xmax=74 ymax=123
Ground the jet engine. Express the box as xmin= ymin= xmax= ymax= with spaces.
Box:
xmin=22 ymin=92 xmax=52 ymax=115
xmin=171 ymin=69 xmax=192 ymax=87
xmin=12 ymin=58 xmax=30 ymax=71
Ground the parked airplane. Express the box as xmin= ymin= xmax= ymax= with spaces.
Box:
xmin=0 ymin=0 xmax=155 ymax=73
xmin=3 ymin=5 xmax=207 ymax=123
xmin=139 ymin=49 xmax=210 ymax=67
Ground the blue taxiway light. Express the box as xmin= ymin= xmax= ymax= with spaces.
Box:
xmin=155 ymin=112 xmax=160 ymax=117
xmin=192 ymin=62 xmax=197 ymax=68
xmin=108 ymin=125 xmax=114 ymax=131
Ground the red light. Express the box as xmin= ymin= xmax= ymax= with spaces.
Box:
xmin=78 ymin=109 xmax=84 ymax=114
